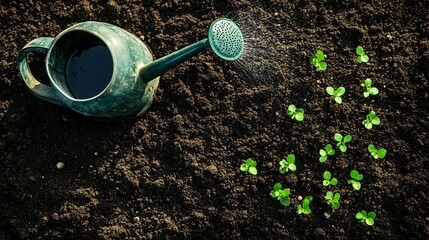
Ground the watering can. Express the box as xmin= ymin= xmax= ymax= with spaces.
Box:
xmin=17 ymin=19 xmax=244 ymax=118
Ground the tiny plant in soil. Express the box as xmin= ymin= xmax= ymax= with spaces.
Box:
xmin=287 ymin=104 xmax=304 ymax=122
xmin=368 ymin=144 xmax=387 ymax=159
xmin=279 ymin=154 xmax=297 ymax=174
xmin=348 ymin=169 xmax=364 ymax=190
xmin=356 ymin=46 xmax=369 ymax=63
xmin=334 ymin=133 xmax=352 ymax=152
xmin=362 ymin=111 xmax=380 ymax=129
xmin=319 ymin=144 xmax=335 ymax=163
xmin=270 ymin=183 xmax=291 ymax=207
xmin=361 ymin=78 xmax=379 ymax=98
xmin=310 ymin=50 xmax=327 ymax=71
xmin=240 ymin=158 xmax=257 ymax=175
xmin=326 ymin=86 xmax=345 ymax=104
xmin=323 ymin=171 xmax=338 ymax=187
xmin=325 ymin=191 xmax=341 ymax=209
xmin=297 ymin=196 xmax=313 ymax=215
xmin=356 ymin=210 xmax=376 ymax=226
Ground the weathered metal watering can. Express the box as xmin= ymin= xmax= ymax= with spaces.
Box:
xmin=17 ymin=19 xmax=244 ymax=118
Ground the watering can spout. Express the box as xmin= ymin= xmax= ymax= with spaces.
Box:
xmin=139 ymin=39 xmax=210 ymax=82
xmin=140 ymin=18 xmax=245 ymax=82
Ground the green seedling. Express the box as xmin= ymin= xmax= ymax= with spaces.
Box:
xmin=323 ymin=171 xmax=338 ymax=187
xmin=297 ymin=196 xmax=313 ymax=215
xmin=325 ymin=191 xmax=341 ymax=209
xmin=270 ymin=183 xmax=291 ymax=207
xmin=348 ymin=169 xmax=363 ymax=190
xmin=361 ymin=78 xmax=379 ymax=98
xmin=279 ymin=154 xmax=297 ymax=174
xmin=310 ymin=50 xmax=327 ymax=71
xmin=326 ymin=86 xmax=345 ymax=104
xmin=287 ymin=104 xmax=304 ymax=121
xmin=240 ymin=158 xmax=257 ymax=175
xmin=362 ymin=111 xmax=380 ymax=129
xmin=356 ymin=46 xmax=369 ymax=63
xmin=319 ymin=144 xmax=335 ymax=163
xmin=368 ymin=144 xmax=387 ymax=159
xmin=334 ymin=133 xmax=352 ymax=152
xmin=356 ymin=210 xmax=376 ymax=226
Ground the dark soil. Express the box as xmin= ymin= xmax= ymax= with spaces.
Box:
xmin=1 ymin=0 xmax=428 ymax=239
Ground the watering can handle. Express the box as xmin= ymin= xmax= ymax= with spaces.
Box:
xmin=17 ymin=37 xmax=65 ymax=106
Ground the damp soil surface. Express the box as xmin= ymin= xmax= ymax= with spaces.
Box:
xmin=1 ymin=0 xmax=428 ymax=239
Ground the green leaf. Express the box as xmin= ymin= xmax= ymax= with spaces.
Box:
xmin=282 ymin=188 xmax=290 ymax=196
xmin=323 ymin=180 xmax=329 ymax=187
xmin=356 ymin=212 xmax=364 ymax=219
xmin=332 ymin=202 xmax=340 ymax=209
xmin=319 ymin=155 xmax=327 ymax=163
xmin=246 ymin=158 xmax=254 ymax=166
xmin=378 ymin=149 xmax=387 ymax=159
xmin=319 ymin=62 xmax=327 ymax=71
xmin=331 ymin=178 xmax=338 ymax=186
xmin=287 ymin=154 xmax=295 ymax=163
xmin=288 ymin=164 xmax=297 ymax=172
xmin=366 ymin=218 xmax=374 ymax=226
xmin=369 ymin=88 xmax=379 ymax=95
xmin=368 ymin=212 xmax=376 ymax=219
xmin=288 ymin=104 xmax=297 ymax=113
xmin=356 ymin=174 xmax=364 ymax=181
xmin=274 ymin=182 xmax=282 ymax=191
xmin=280 ymin=197 xmax=290 ymax=206
xmin=365 ymin=78 xmax=372 ymax=86
xmin=361 ymin=55 xmax=369 ymax=62
xmin=335 ymin=96 xmax=342 ymax=104
xmin=248 ymin=166 xmax=257 ymax=175
xmin=364 ymin=91 xmax=370 ymax=98
xmin=326 ymin=144 xmax=333 ymax=151
xmin=326 ymin=191 xmax=333 ymax=199
xmin=344 ymin=135 xmax=352 ymax=143
xmin=353 ymin=181 xmax=361 ymax=190
xmin=310 ymin=56 xmax=318 ymax=65
xmin=334 ymin=193 xmax=341 ymax=201
xmin=368 ymin=144 xmax=376 ymax=152
xmin=350 ymin=170 xmax=359 ymax=179
xmin=365 ymin=122 xmax=373 ymax=129
xmin=348 ymin=179 xmax=354 ymax=184
xmin=372 ymin=116 xmax=380 ymax=125
xmin=326 ymin=87 xmax=335 ymax=95
xmin=356 ymin=57 xmax=363 ymax=63
xmin=356 ymin=46 xmax=364 ymax=55
xmin=336 ymin=87 xmax=346 ymax=96
xmin=316 ymin=50 xmax=325 ymax=60
xmin=320 ymin=149 xmax=327 ymax=157
xmin=295 ymin=112 xmax=304 ymax=121
xmin=323 ymin=171 xmax=331 ymax=180
xmin=270 ymin=190 xmax=277 ymax=198
xmin=303 ymin=199 xmax=310 ymax=207
xmin=339 ymin=145 xmax=347 ymax=152
xmin=240 ymin=164 xmax=248 ymax=172
xmin=334 ymin=133 xmax=342 ymax=142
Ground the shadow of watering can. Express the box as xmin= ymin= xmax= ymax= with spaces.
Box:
xmin=17 ymin=19 xmax=244 ymax=119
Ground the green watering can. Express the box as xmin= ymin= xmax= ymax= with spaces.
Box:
xmin=17 ymin=18 xmax=244 ymax=119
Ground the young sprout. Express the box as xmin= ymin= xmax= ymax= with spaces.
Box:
xmin=287 ymin=104 xmax=304 ymax=121
xmin=279 ymin=154 xmax=297 ymax=174
xmin=310 ymin=50 xmax=327 ymax=71
xmin=368 ymin=144 xmax=387 ymax=159
xmin=325 ymin=191 xmax=341 ymax=209
xmin=326 ymin=86 xmax=345 ymax=104
xmin=334 ymin=133 xmax=352 ymax=152
xmin=356 ymin=46 xmax=369 ymax=63
xmin=361 ymin=78 xmax=379 ymax=98
xmin=240 ymin=158 xmax=257 ymax=175
xmin=319 ymin=144 xmax=335 ymax=163
xmin=362 ymin=111 xmax=380 ymax=129
xmin=356 ymin=210 xmax=376 ymax=226
xmin=297 ymin=196 xmax=313 ymax=215
xmin=348 ymin=169 xmax=364 ymax=190
xmin=323 ymin=171 xmax=338 ymax=187
xmin=270 ymin=183 xmax=291 ymax=207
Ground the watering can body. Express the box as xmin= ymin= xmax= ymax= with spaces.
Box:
xmin=18 ymin=21 xmax=160 ymax=118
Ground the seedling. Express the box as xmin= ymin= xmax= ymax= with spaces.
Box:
xmin=323 ymin=171 xmax=338 ymax=187
xmin=356 ymin=46 xmax=369 ymax=63
xmin=240 ymin=158 xmax=257 ymax=175
xmin=334 ymin=133 xmax=352 ymax=152
xmin=297 ymin=196 xmax=313 ymax=215
xmin=326 ymin=86 xmax=345 ymax=104
xmin=319 ymin=144 xmax=335 ymax=163
xmin=368 ymin=144 xmax=387 ymax=159
xmin=279 ymin=154 xmax=297 ymax=173
xmin=287 ymin=104 xmax=304 ymax=121
xmin=270 ymin=183 xmax=291 ymax=207
xmin=361 ymin=78 xmax=379 ymax=98
xmin=310 ymin=50 xmax=327 ymax=71
xmin=362 ymin=111 xmax=380 ymax=129
xmin=356 ymin=210 xmax=376 ymax=226
xmin=348 ymin=169 xmax=363 ymax=190
xmin=325 ymin=191 xmax=341 ymax=209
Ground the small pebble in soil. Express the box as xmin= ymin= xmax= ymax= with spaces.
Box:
xmin=313 ymin=228 xmax=326 ymax=238
xmin=94 ymin=152 xmax=98 ymax=156
xmin=56 ymin=162 xmax=65 ymax=169
xmin=133 ymin=216 xmax=140 ymax=223
xmin=298 ymin=196 xmax=303 ymax=201
xmin=324 ymin=212 xmax=331 ymax=219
